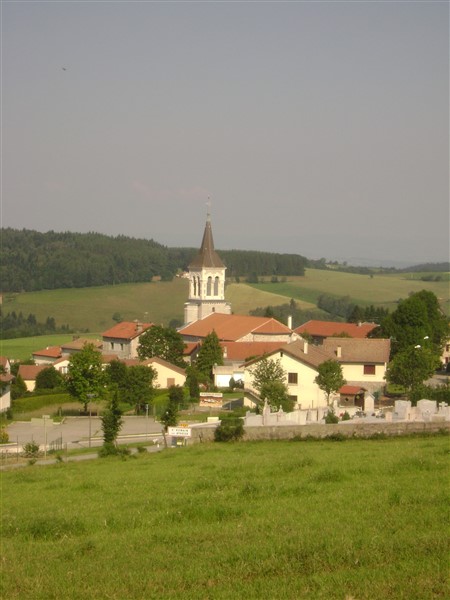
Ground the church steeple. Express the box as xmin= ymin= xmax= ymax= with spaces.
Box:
xmin=183 ymin=204 xmax=231 ymax=325
xmin=188 ymin=206 xmax=225 ymax=269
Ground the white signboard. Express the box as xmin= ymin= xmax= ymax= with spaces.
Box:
xmin=168 ymin=426 xmax=192 ymax=438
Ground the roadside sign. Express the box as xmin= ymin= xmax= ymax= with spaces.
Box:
xmin=168 ymin=426 xmax=191 ymax=438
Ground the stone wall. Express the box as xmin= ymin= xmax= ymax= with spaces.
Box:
xmin=189 ymin=420 xmax=450 ymax=444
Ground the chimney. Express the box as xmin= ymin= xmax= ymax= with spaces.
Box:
xmin=223 ymin=346 xmax=227 ymax=359
xmin=336 ymin=346 xmax=342 ymax=358
xmin=303 ymin=341 xmax=308 ymax=354
xmin=287 ymin=315 xmax=293 ymax=330
xmin=135 ymin=320 xmax=143 ymax=333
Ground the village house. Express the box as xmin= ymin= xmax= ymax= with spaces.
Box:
xmin=118 ymin=357 xmax=187 ymax=389
xmin=213 ymin=341 xmax=287 ymax=388
xmin=17 ymin=364 xmax=48 ymax=393
xmin=32 ymin=338 xmax=102 ymax=365
xmin=243 ymin=336 xmax=390 ymax=409
xmin=101 ymin=321 xmax=153 ymax=359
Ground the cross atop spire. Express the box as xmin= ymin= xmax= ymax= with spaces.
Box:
xmin=206 ymin=196 xmax=211 ymax=222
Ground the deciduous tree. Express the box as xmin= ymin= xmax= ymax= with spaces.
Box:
xmin=65 ymin=343 xmax=106 ymax=412
xmin=137 ymin=325 xmax=186 ymax=367
xmin=314 ymin=360 xmax=346 ymax=406
xmin=386 ymin=345 xmax=441 ymax=393
xmin=250 ymin=357 xmax=292 ymax=411
xmin=35 ymin=366 xmax=63 ymax=390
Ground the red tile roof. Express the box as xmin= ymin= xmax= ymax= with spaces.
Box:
xmin=179 ymin=313 xmax=291 ymax=342
xmin=294 ymin=320 xmax=377 ymax=339
xmin=102 ymin=321 xmax=153 ymax=341
xmin=220 ymin=342 xmax=286 ymax=362
xmin=32 ymin=346 xmax=62 ymax=359
xmin=18 ymin=365 xmax=47 ymax=380
xmin=183 ymin=342 xmax=200 ymax=356
xmin=340 ymin=385 xmax=366 ymax=394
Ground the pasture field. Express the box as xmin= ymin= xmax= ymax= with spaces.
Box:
xmin=1 ymin=435 xmax=448 ymax=599
xmin=250 ymin=269 xmax=450 ymax=314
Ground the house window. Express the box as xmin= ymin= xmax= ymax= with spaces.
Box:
xmin=288 ymin=395 xmax=298 ymax=404
xmin=364 ymin=364 xmax=376 ymax=375
xmin=111 ymin=342 xmax=115 ymax=350
xmin=120 ymin=344 xmax=124 ymax=351
xmin=167 ymin=378 xmax=175 ymax=388
xmin=288 ymin=372 xmax=298 ymax=384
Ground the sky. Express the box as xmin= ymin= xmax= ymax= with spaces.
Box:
xmin=2 ymin=0 xmax=449 ymax=267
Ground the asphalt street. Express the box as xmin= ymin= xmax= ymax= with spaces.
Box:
xmin=5 ymin=416 xmax=166 ymax=451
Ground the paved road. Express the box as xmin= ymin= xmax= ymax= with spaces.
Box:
xmin=5 ymin=416 xmax=166 ymax=452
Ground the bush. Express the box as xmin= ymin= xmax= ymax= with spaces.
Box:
xmin=23 ymin=441 xmax=40 ymax=457
xmin=0 ymin=429 xmax=10 ymax=444
xmin=98 ymin=443 xmax=131 ymax=458
xmin=214 ymin=417 xmax=244 ymax=442
xmin=341 ymin=411 xmax=351 ymax=421
xmin=324 ymin=410 xmax=339 ymax=424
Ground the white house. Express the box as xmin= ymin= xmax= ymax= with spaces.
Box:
xmin=243 ymin=337 xmax=391 ymax=409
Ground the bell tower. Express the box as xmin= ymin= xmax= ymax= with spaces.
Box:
xmin=183 ymin=206 xmax=231 ymax=325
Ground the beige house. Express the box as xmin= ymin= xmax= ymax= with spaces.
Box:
xmin=144 ymin=357 xmax=186 ymax=389
xmin=244 ymin=337 xmax=390 ymax=409
xmin=17 ymin=365 xmax=48 ymax=392
xmin=120 ymin=357 xmax=186 ymax=389
xmin=102 ymin=321 xmax=153 ymax=359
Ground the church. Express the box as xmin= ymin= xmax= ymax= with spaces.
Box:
xmin=183 ymin=208 xmax=232 ymax=325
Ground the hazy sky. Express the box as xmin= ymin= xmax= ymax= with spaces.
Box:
xmin=2 ymin=1 xmax=449 ymax=266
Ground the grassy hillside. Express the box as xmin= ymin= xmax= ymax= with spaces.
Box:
xmin=1 ymin=436 xmax=448 ymax=599
xmin=250 ymin=269 xmax=450 ymax=314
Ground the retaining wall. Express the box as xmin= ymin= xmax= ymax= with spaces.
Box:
xmin=189 ymin=421 xmax=450 ymax=443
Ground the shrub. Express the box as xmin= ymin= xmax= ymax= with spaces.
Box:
xmin=0 ymin=429 xmax=10 ymax=444
xmin=324 ymin=410 xmax=339 ymax=424
xmin=341 ymin=411 xmax=351 ymax=421
xmin=214 ymin=417 xmax=244 ymax=442
xmin=98 ymin=443 xmax=131 ymax=458
xmin=23 ymin=441 xmax=40 ymax=457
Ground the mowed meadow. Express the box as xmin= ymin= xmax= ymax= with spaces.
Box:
xmin=1 ymin=435 xmax=448 ymax=600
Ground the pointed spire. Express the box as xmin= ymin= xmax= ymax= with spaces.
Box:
xmin=189 ymin=204 xmax=225 ymax=269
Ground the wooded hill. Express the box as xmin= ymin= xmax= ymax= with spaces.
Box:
xmin=0 ymin=228 xmax=308 ymax=292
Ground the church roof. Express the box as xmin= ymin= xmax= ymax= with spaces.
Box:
xmin=188 ymin=214 xmax=225 ymax=269
xmin=179 ymin=313 xmax=291 ymax=342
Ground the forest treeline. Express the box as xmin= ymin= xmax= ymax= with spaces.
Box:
xmin=0 ymin=229 xmax=308 ymax=292
xmin=0 ymin=308 xmax=71 ymax=339
xmin=250 ymin=297 xmax=389 ymax=328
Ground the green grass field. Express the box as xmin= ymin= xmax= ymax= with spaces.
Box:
xmin=1 ymin=435 xmax=448 ymax=599
xmin=250 ymin=269 xmax=450 ymax=313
